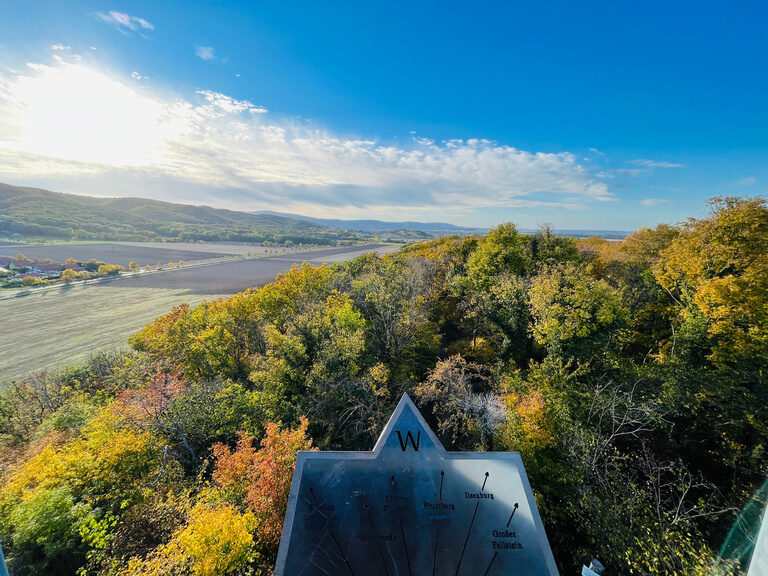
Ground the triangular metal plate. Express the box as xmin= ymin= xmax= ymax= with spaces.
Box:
xmin=275 ymin=394 xmax=559 ymax=575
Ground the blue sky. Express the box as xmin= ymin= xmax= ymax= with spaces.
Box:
xmin=0 ymin=1 xmax=765 ymax=229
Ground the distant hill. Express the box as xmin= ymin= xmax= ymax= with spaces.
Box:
xmin=541 ymin=229 xmax=630 ymax=240
xmin=254 ymin=210 xmax=630 ymax=239
xmin=0 ymin=184 xmax=366 ymax=245
xmin=376 ymin=228 xmax=435 ymax=242
xmin=253 ymin=210 xmax=485 ymax=235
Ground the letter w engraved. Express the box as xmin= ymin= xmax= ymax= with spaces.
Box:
xmin=396 ymin=430 xmax=420 ymax=451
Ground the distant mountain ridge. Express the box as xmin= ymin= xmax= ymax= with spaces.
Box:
xmin=253 ymin=210 xmax=485 ymax=234
xmin=254 ymin=210 xmax=630 ymax=239
xmin=0 ymin=184 xmax=363 ymax=245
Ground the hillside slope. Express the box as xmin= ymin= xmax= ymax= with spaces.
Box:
xmin=0 ymin=184 xmax=365 ymax=245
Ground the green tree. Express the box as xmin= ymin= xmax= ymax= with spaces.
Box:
xmin=530 ymin=225 xmax=579 ymax=265
xmin=83 ymin=259 xmax=105 ymax=272
xmin=529 ymin=262 xmax=625 ymax=359
xmin=465 ymin=223 xmax=531 ymax=290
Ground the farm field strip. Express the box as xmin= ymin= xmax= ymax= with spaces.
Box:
xmin=0 ymin=243 xmax=394 ymax=299
xmin=0 ymin=242 xmax=231 ymax=268
xmin=0 ymin=253 xmax=257 ymax=301
xmin=110 ymin=241 xmax=332 ymax=256
xmin=0 ymin=240 xmax=335 ymax=268
xmin=100 ymin=244 xmax=399 ymax=294
xmin=0 ymin=285 xmax=223 ymax=384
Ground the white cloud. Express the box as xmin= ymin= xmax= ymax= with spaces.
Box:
xmin=195 ymin=45 xmax=216 ymax=61
xmin=131 ymin=71 xmax=148 ymax=81
xmin=51 ymin=44 xmax=71 ymax=51
xmin=588 ymin=147 xmax=605 ymax=156
xmin=0 ymin=61 xmax=613 ymax=218
xmin=734 ymin=176 xmax=757 ymax=186
xmin=629 ymin=159 xmax=685 ymax=168
xmin=641 ymin=198 xmax=670 ymax=206
xmin=97 ymin=11 xmax=154 ymax=35
xmin=196 ymin=90 xmax=266 ymax=113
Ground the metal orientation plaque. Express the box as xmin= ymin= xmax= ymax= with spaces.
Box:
xmin=275 ymin=394 xmax=559 ymax=575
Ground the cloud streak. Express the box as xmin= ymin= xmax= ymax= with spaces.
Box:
xmin=196 ymin=90 xmax=266 ymax=113
xmin=734 ymin=176 xmax=757 ymax=187
xmin=629 ymin=159 xmax=685 ymax=168
xmin=97 ymin=11 xmax=154 ymax=35
xmin=641 ymin=198 xmax=670 ymax=206
xmin=0 ymin=60 xmax=612 ymax=219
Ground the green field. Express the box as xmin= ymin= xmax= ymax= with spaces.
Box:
xmin=0 ymin=284 xmax=223 ymax=384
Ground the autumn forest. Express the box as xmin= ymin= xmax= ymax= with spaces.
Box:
xmin=1 ymin=197 xmax=766 ymax=575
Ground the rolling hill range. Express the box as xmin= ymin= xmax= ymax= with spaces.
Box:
xmin=0 ymin=184 xmax=365 ymax=245
xmin=254 ymin=210 xmax=630 ymax=239
xmin=254 ymin=209 xmax=485 ymax=235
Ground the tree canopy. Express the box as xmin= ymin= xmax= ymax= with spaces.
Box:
xmin=1 ymin=196 xmax=766 ymax=575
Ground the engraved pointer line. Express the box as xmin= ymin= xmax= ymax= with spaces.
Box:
xmin=364 ymin=503 xmax=391 ymax=576
xmin=454 ymin=501 xmax=479 ymax=576
xmin=433 ymin=470 xmax=444 ymax=576
xmin=507 ymin=503 xmax=519 ymax=527
xmin=483 ymin=552 xmax=498 ymax=576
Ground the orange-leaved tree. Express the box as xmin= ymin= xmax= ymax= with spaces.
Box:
xmin=212 ymin=417 xmax=315 ymax=554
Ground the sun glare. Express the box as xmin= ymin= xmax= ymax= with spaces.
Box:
xmin=8 ymin=62 xmax=176 ymax=167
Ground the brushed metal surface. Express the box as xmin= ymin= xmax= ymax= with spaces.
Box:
xmin=275 ymin=394 xmax=559 ymax=575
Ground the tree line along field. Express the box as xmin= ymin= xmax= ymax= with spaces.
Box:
xmin=0 ymin=197 xmax=765 ymax=576
xmin=0 ymin=244 xmax=399 ymax=383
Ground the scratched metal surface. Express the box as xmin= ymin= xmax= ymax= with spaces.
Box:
xmin=275 ymin=395 xmax=559 ymax=576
